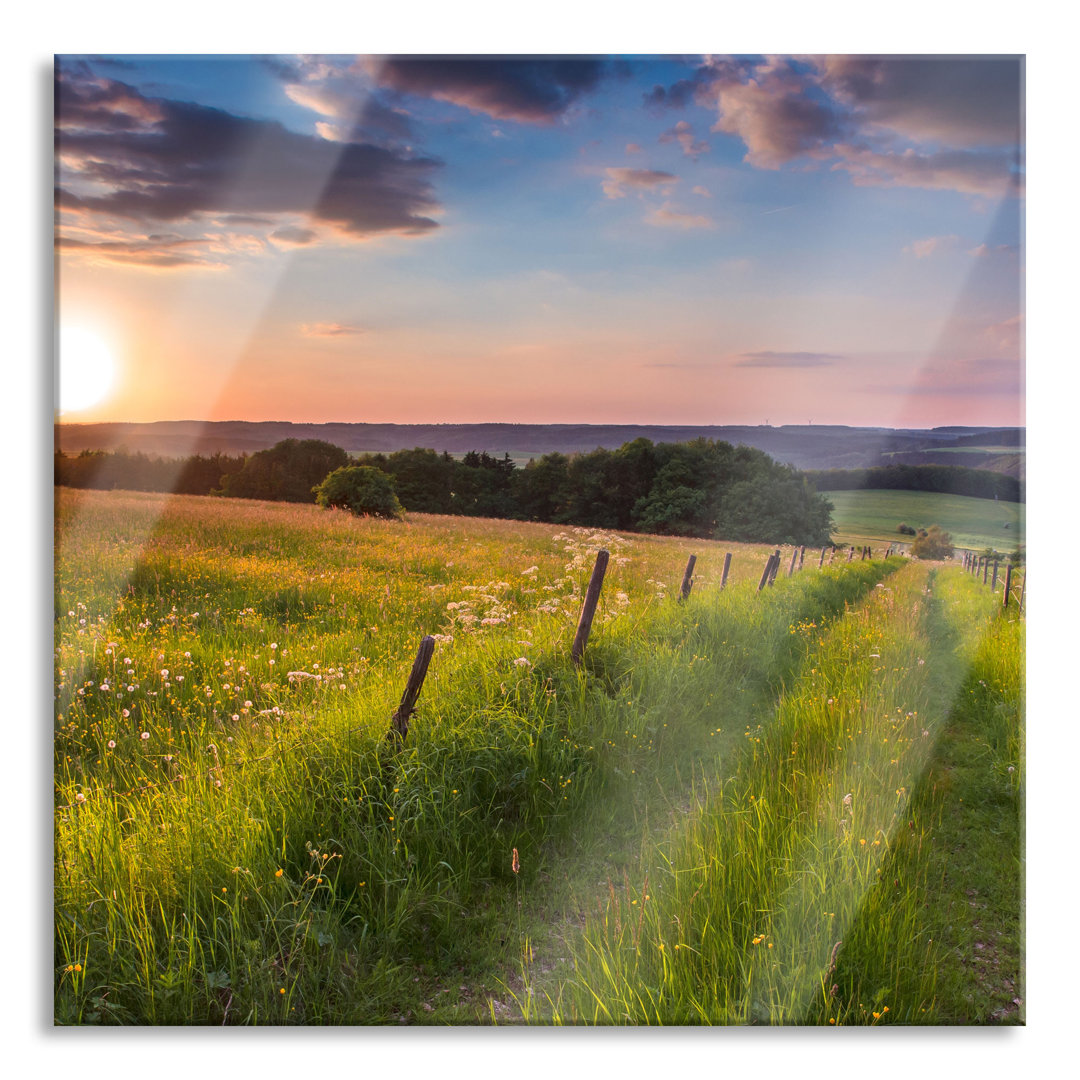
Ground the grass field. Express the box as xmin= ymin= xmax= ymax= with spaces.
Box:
xmin=53 ymin=488 xmax=1023 ymax=1025
xmin=824 ymin=489 xmax=1024 ymax=552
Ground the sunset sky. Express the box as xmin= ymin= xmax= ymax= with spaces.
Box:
xmin=54 ymin=53 xmax=1024 ymax=428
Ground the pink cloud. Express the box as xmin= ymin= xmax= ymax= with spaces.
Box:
xmin=831 ymin=144 xmax=1021 ymax=199
xmin=659 ymin=120 xmax=709 ymax=160
xmin=601 ymin=167 xmax=678 ymax=199
xmin=644 ymin=202 xmax=713 ymax=230
xmin=707 ymin=61 xmax=841 ymax=169
xmin=299 ymin=322 xmax=367 ymax=338
xmin=903 ymin=234 xmax=959 ymax=258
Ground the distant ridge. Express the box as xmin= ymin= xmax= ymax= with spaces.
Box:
xmin=55 ymin=420 xmax=1024 ymax=473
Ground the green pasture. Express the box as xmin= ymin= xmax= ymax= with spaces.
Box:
xmin=824 ymin=488 xmax=1024 ymax=553
xmin=53 ymin=488 xmax=1023 ymax=1026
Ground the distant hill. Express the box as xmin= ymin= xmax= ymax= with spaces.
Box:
xmin=55 ymin=420 xmax=1025 ymax=473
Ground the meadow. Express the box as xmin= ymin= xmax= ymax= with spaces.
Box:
xmin=54 ymin=488 xmax=1023 ymax=1025
xmin=824 ymin=488 xmax=1024 ymax=552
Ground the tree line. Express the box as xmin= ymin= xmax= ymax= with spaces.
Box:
xmin=55 ymin=436 xmax=835 ymax=545
xmin=803 ymin=463 xmax=1023 ymax=503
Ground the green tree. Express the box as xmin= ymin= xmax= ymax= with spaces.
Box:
xmin=911 ymin=525 xmax=955 ymax=560
xmin=313 ymin=466 xmax=403 ymax=519
xmin=220 ymin=439 xmax=349 ymax=503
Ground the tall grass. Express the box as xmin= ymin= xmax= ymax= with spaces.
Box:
xmin=55 ymin=489 xmax=894 ymax=1024
xmin=531 ymin=562 xmax=1010 ymax=1024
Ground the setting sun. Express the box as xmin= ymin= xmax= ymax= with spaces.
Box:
xmin=58 ymin=325 xmax=117 ymax=414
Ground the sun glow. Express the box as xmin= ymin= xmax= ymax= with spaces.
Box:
xmin=59 ymin=325 xmax=117 ymax=413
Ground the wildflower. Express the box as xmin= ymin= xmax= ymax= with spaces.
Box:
xmin=74 ymin=792 xmax=86 ymax=804
xmin=275 ymin=869 xmax=283 ymax=878
xmin=140 ymin=731 xmax=150 ymax=740
xmin=842 ymin=793 xmax=852 ymax=807
xmin=513 ymin=657 xmax=531 ymax=667
xmin=107 ymin=740 xmax=116 ymax=749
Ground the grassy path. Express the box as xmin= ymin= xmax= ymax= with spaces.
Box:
xmin=517 ymin=561 xmax=1017 ymax=1024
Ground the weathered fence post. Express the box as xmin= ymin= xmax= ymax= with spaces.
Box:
xmin=387 ymin=635 xmax=436 ymax=745
xmin=680 ymin=554 xmax=697 ymax=601
xmin=1002 ymin=562 xmax=1012 ymax=607
xmin=757 ymin=552 xmax=774 ymax=592
xmin=991 ymin=557 xmax=999 ymax=591
xmin=787 ymin=549 xmax=798 ymax=577
xmin=571 ymin=549 xmax=610 ymax=667
xmin=799 ymin=546 xmax=806 ymax=570
xmin=983 ymin=558 xmax=989 ymax=585
xmin=769 ymin=549 xmax=781 ymax=585
xmin=720 ymin=552 xmax=732 ymax=589
xmin=847 ymin=546 xmax=855 ymax=562
xmin=819 ymin=546 xmax=827 ymax=568
xmin=1019 ymin=572 xmax=1026 ymax=611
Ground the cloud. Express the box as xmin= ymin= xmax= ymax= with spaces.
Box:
xmin=626 ymin=142 xmax=643 ymax=154
xmin=710 ymin=62 xmax=845 ymax=169
xmin=692 ymin=185 xmax=712 ymax=198
xmin=903 ymin=234 xmax=959 ymax=258
xmin=984 ymin=314 xmax=1023 ymax=354
xmin=367 ymin=57 xmax=608 ymax=123
xmin=659 ymin=119 xmax=709 ymax=159
xmin=818 ymin=56 xmax=1023 ymax=149
xmin=649 ymin=55 xmax=1023 ymax=199
xmin=55 ymin=67 xmax=443 ymax=248
xmin=601 ymin=167 xmax=678 ymax=199
xmin=54 ymin=232 xmax=219 ymax=269
xmin=284 ymin=76 xmax=415 ymax=146
xmin=734 ymin=350 xmax=843 ymax=368
xmin=299 ymin=322 xmax=366 ymax=337
xmin=644 ymin=202 xmax=713 ymax=229
xmin=270 ymin=226 xmax=318 ymax=247
xmin=831 ymin=143 xmax=1021 ymax=198
xmin=968 ymin=242 xmax=1020 ymax=257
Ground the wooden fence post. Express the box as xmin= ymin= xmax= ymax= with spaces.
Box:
xmin=787 ymin=549 xmax=798 ymax=577
xmin=819 ymin=546 xmax=826 ymax=568
xmin=720 ymin=552 xmax=732 ymax=589
xmin=387 ymin=635 xmax=436 ymax=745
xmin=799 ymin=546 xmax=806 ymax=570
xmin=571 ymin=549 xmax=609 ymax=666
xmin=1002 ymin=562 xmax=1012 ymax=607
xmin=769 ymin=549 xmax=781 ymax=585
xmin=680 ymin=554 xmax=697 ymax=601
xmin=847 ymin=546 xmax=855 ymax=562
xmin=991 ymin=558 xmax=999 ymax=591
xmin=757 ymin=552 xmax=774 ymax=592
xmin=983 ymin=558 xmax=989 ymax=585
xmin=1018 ymin=572 xmax=1026 ymax=612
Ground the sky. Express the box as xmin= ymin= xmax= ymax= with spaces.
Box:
xmin=54 ymin=53 xmax=1024 ymax=429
